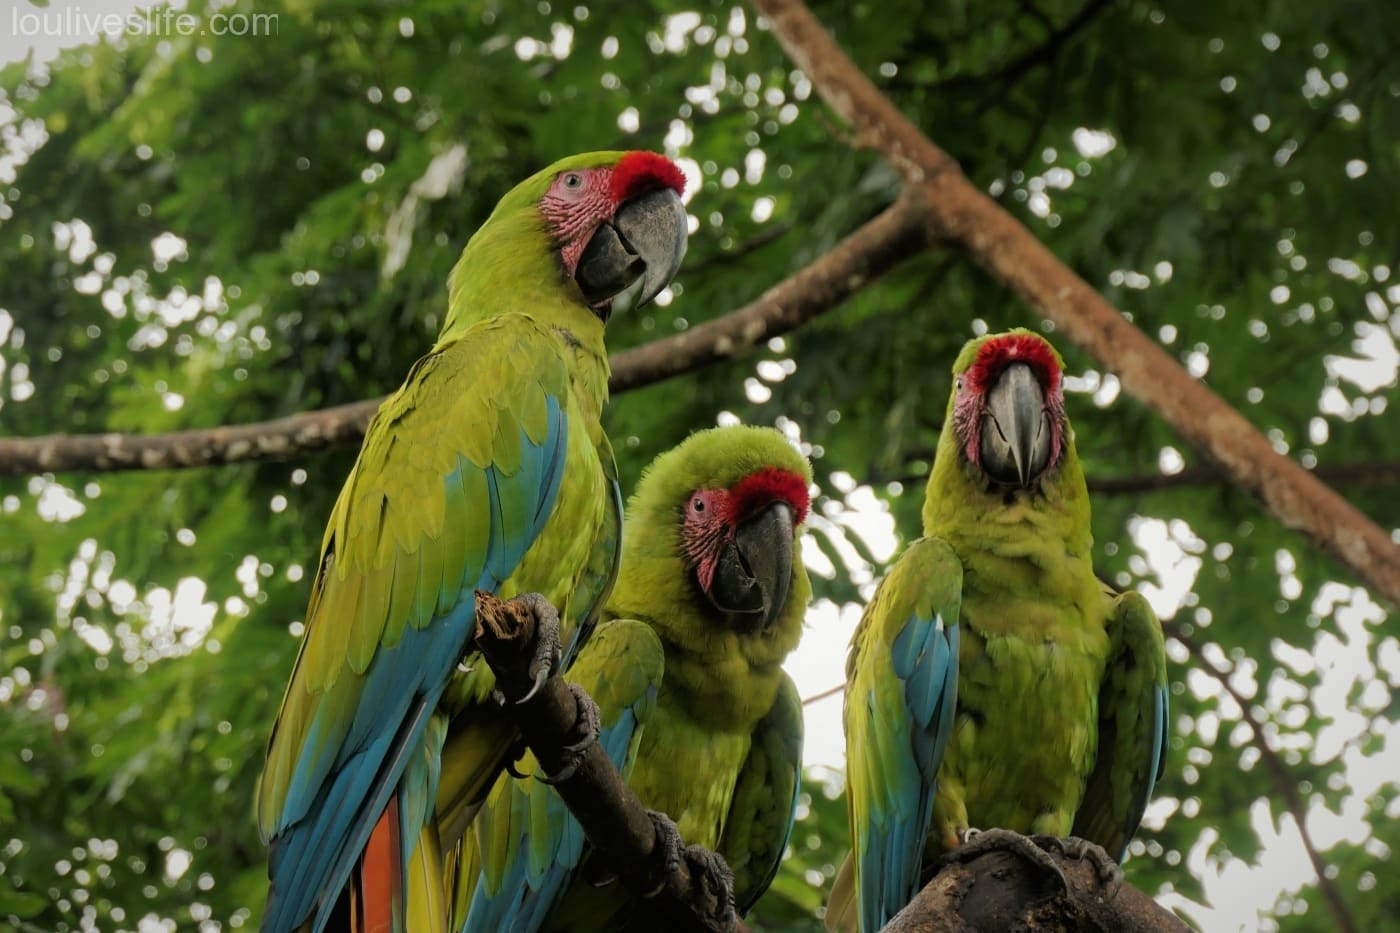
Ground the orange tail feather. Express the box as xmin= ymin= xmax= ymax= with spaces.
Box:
xmin=350 ymin=797 xmax=403 ymax=933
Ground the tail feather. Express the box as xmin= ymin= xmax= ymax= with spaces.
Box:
xmin=405 ymin=821 xmax=448 ymax=933
xmin=351 ymin=798 xmax=404 ymax=933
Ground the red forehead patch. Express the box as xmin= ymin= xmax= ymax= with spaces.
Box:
xmin=729 ymin=467 xmax=810 ymax=526
xmin=969 ymin=332 xmax=1062 ymax=392
xmin=611 ymin=151 xmax=686 ymax=203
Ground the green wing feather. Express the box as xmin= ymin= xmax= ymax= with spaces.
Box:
xmin=719 ymin=672 xmax=804 ymax=914
xmin=1071 ymin=587 xmax=1170 ymax=860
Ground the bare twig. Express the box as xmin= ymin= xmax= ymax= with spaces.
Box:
xmin=801 ymin=683 xmax=844 ymax=706
xmin=610 ymin=197 xmax=924 ymax=393
xmin=1166 ymin=622 xmax=1358 ymax=933
xmin=749 ymin=0 xmax=1400 ymax=608
xmin=678 ymin=220 xmax=795 ymax=277
xmin=0 ymin=199 xmax=923 ymax=477
xmin=990 ymin=0 xmax=1115 ymax=88
xmin=882 ymin=843 xmax=1192 ymax=932
xmin=472 ymin=591 xmax=749 ymax=933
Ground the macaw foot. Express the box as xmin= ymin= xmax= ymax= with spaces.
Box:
xmin=482 ymin=591 xmax=563 ymax=706
xmin=936 ymin=827 xmax=1067 ymax=893
xmin=1028 ymin=834 xmax=1123 ymax=887
xmin=537 ymin=683 xmax=601 ymax=784
xmin=503 ymin=681 xmax=601 ymax=783
xmin=514 ymin=592 xmax=563 ymax=703
xmin=641 ymin=810 xmax=738 ymax=931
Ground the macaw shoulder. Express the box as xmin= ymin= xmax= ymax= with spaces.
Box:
xmin=853 ymin=535 xmax=962 ymax=660
xmin=400 ymin=312 xmax=574 ymax=448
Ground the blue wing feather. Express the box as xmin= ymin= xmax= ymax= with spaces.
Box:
xmin=846 ymin=536 xmax=962 ymax=933
xmin=864 ymin=609 xmax=957 ymax=933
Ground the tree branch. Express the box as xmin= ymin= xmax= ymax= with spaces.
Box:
xmin=801 ymin=683 xmax=844 ymax=706
xmin=0 ymin=400 xmax=383 ymax=475
xmin=881 ymin=844 xmax=1191 ymax=933
xmin=472 ymin=591 xmax=748 ymax=933
xmin=0 ymin=199 xmax=923 ymax=477
xmin=991 ymin=0 xmax=1115 ymax=89
xmin=1087 ymin=460 xmax=1400 ymax=495
xmin=610 ymin=197 xmax=924 ymax=393
xmin=749 ymin=0 xmax=1400 ymax=608
xmin=1165 ymin=622 xmax=1359 ymax=933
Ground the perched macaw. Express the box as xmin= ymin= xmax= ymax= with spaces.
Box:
xmin=255 ymin=150 xmax=689 ymax=933
xmin=825 ymin=329 xmax=1171 ymax=933
xmin=446 ymin=424 xmax=815 ymax=933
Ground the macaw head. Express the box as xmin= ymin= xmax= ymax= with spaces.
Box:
xmin=458 ymin=149 xmax=688 ymax=327
xmin=618 ymin=426 xmax=813 ymax=640
xmin=680 ymin=462 xmax=811 ymax=635
xmin=948 ymin=328 xmax=1068 ymax=490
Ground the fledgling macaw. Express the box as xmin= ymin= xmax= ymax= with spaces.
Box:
xmin=255 ymin=150 xmax=689 ymax=933
xmin=446 ymin=424 xmax=815 ymax=933
xmin=825 ymin=329 xmax=1170 ymax=933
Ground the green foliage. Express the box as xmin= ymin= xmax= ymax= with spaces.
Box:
xmin=2 ymin=0 xmax=1397 ymax=930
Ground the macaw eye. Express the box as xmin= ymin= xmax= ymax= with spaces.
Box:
xmin=955 ymin=377 xmax=964 ymax=390
xmin=563 ymin=172 xmax=584 ymax=189
xmin=692 ymin=497 xmax=705 ymax=513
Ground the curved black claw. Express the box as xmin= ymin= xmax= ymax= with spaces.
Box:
xmin=516 ymin=593 xmax=564 ymax=704
xmin=537 ymin=683 xmax=600 ymax=785
xmin=936 ymin=827 xmax=1068 ymax=895
xmin=503 ymin=736 xmax=532 ymax=780
xmin=1029 ymin=834 xmax=1123 ymax=887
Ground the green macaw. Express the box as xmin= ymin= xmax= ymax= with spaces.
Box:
xmin=255 ymin=150 xmax=688 ymax=933
xmin=445 ymin=424 xmax=815 ymax=933
xmin=825 ymin=329 xmax=1170 ymax=933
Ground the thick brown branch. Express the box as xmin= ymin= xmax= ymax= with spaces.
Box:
xmin=1087 ymin=460 xmax=1400 ymax=495
xmin=1166 ymin=622 xmax=1358 ymax=933
xmin=882 ymin=845 xmax=1191 ymax=933
xmin=750 ymin=0 xmax=1400 ymax=608
xmin=472 ymin=591 xmax=748 ymax=933
xmin=0 ymin=199 xmax=922 ymax=477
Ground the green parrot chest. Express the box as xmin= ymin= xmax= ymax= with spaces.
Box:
xmin=932 ymin=589 xmax=1109 ymax=852
xmin=625 ymin=700 xmax=753 ymax=849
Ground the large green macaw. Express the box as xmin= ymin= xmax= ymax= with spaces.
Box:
xmin=825 ymin=329 xmax=1170 ymax=933
xmin=445 ymin=424 xmax=815 ymax=933
xmin=255 ymin=150 xmax=689 ymax=933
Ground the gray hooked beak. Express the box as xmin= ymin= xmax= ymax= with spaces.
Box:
xmin=705 ymin=501 xmax=796 ymax=634
xmin=980 ymin=362 xmax=1053 ymax=488
xmin=575 ymin=187 xmax=688 ymax=315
